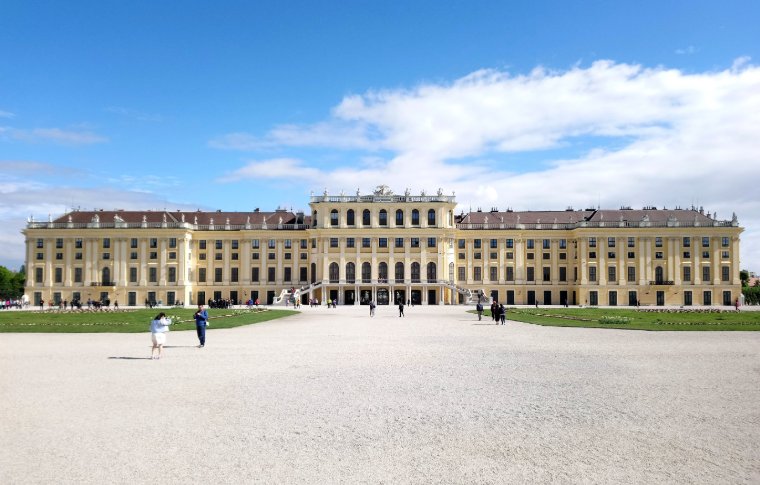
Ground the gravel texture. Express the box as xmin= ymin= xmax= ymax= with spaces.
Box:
xmin=1 ymin=305 xmax=759 ymax=484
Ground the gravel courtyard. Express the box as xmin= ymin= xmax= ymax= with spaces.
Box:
xmin=2 ymin=305 xmax=759 ymax=484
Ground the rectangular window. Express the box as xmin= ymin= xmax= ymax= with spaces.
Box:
xmin=36 ymin=252 xmax=43 ymax=261
xmin=251 ymin=253 xmax=259 ymax=260
xmin=527 ymin=253 xmax=534 ymax=260
xmin=199 ymin=240 xmax=207 ymax=250
xmin=149 ymin=267 xmax=157 ymax=283
xmin=491 ymin=239 xmax=498 ymax=249
xmin=559 ymin=239 xmax=567 ymax=249
xmin=474 ymin=267 xmax=482 ymax=281
xmin=268 ymin=253 xmax=275 ymax=260
xmin=300 ymin=253 xmax=307 ymax=260
xmin=559 ymin=253 xmax=566 ymax=260
xmin=683 ymin=251 xmax=691 ymax=259
xmin=54 ymin=267 xmax=63 ymax=283
xmin=506 ymin=252 xmax=513 ymax=260
xmin=655 ymin=252 xmax=663 ymax=259
xmin=74 ymin=267 xmax=83 ymax=283
xmin=559 ymin=267 xmax=567 ymax=282
xmin=683 ymin=266 xmax=691 ymax=282
xmin=542 ymin=267 xmax=550 ymax=281
xmin=284 ymin=253 xmax=291 ymax=260
xmin=702 ymin=237 xmax=710 ymax=247
xmin=395 ymin=238 xmax=404 ymax=248
xmin=169 ymin=238 xmax=177 ymax=248
xmin=589 ymin=266 xmax=597 ymax=282
xmin=526 ymin=267 xmax=534 ymax=281
xmin=129 ymin=267 xmax=137 ymax=283
xmin=458 ymin=239 xmax=466 ymax=249
xmin=721 ymin=237 xmax=730 ymax=247
xmin=458 ymin=253 xmax=465 ymax=260
xmin=608 ymin=252 xmax=616 ymax=259
xmin=103 ymin=238 xmax=110 ymax=249
xmin=362 ymin=238 xmax=371 ymax=248
xmin=102 ymin=253 xmax=110 ymax=260
xmin=506 ymin=267 xmax=514 ymax=281
xmin=473 ymin=239 xmax=482 ymax=249
xmin=198 ymin=268 xmax=206 ymax=283
xmin=76 ymin=238 xmax=83 ymax=249
xmin=627 ymin=251 xmax=635 ymax=259
xmin=683 ymin=237 xmax=691 ymax=248
xmin=490 ymin=267 xmax=498 ymax=282
xmin=36 ymin=238 xmax=44 ymax=249
xmin=427 ymin=237 xmax=436 ymax=248
xmin=655 ymin=237 xmax=663 ymax=247
xmin=491 ymin=252 xmax=498 ymax=259
xmin=55 ymin=238 xmax=63 ymax=249
xmin=627 ymin=266 xmax=636 ymax=282
xmin=526 ymin=239 xmax=534 ymax=249
xmin=150 ymin=251 xmax=158 ymax=260
xmin=608 ymin=266 xmax=616 ymax=282
xmin=56 ymin=252 xmax=63 ymax=260
xmin=199 ymin=253 xmax=207 ymax=260
xmin=721 ymin=250 xmax=729 ymax=259
xmin=330 ymin=238 xmax=339 ymax=248
xmin=627 ymin=237 xmax=635 ymax=248
xmin=231 ymin=268 xmax=239 ymax=283
xmin=474 ymin=252 xmax=481 ymax=259
xmin=35 ymin=267 xmax=43 ymax=283
xmin=458 ymin=267 xmax=466 ymax=281
xmin=506 ymin=238 xmax=514 ymax=249
xmin=543 ymin=253 xmax=550 ymax=260
xmin=588 ymin=251 xmax=596 ymax=259
xmin=268 ymin=239 xmax=276 ymax=249
xmin=721 ymin=266 xmax=730 ymax=282
xmin=216 ymin=240 xmax=224 ymax=250
xmin=251 ymin=239 xmax=259 ymax=249
xmin=346 ymin=238 xmax=355 ymax=248
xmin=169 ymin=252 xmax=177 ymax=260
xmin=411 ymin=238 xmax=420 ymax=248
xmin=379 ymin=238 xmax=388 ymax=248
xmin=702 ymin=266 xmax=710 ymax=282
xmin=168 ymin=267 xmax=177 ymax=283
xmin=215 ymin=268 xmax=223 ymax=283
xmin=284 ymin=267 xmax=291 ymax=282
xmin=542 ymin=239 xmax=550 ymax=249
xmin=150 ymin=238 xmax=158 ymax=249
xmin=588 ymin=237 xmax=596 ymax=248
xmin=267 ymin=267 xmax=275 ymax=283
xmin=608 ymin=237 xmax=616 ymax=248
xmin=702 ymin=251 xmax=710 ymax=259
xmin=251 ymin=268 xmax=259 ymax=282
xmin=300 ymin=239 xmax=307 ymax=249
xmin=285 ymin=239 xmax=292 ymax=249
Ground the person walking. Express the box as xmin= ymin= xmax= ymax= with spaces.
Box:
xmin=499 ymin=304 xmax=506 ymax=325
xmin=491 ymin=301 xmax=498 ymax=322
xmin=476 ymin=301 xmax=483 ymax=321
xmin=194 ymin=304 xmax=209 ymax=348
xmin=398 ymin=300 xmax=405 ymax=317
xmin=370 ymin=300 xmax=376 ymax=317
xmin=150 ymin=312 xmax=172 ymax=359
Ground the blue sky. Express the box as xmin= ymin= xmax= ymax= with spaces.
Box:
xmin=1 ymin=0 xmax=759 ymax=271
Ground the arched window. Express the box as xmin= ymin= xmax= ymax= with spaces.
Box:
xmin=329 ymin=262 xmax=339 ymax=283
xmin=330 ymin=209 xmax=339 ymax=226
xmin=378 ymin=262 xmax=388 ymax=282
xmin=346 ymin=262 xmax=355 ymax=283
xmin=395 ymin=262 xmax=405 ymax=283
xmin=362 ymin=262 xmax=372 ymax=283
xmin=428 ymin=209 xmax=436 ymax=226
xmin=655 ymin=266 xmax=664 ymax=284
xmin=379 ymin=209 xmax=388 ymax=226
xmin=411 ymin=262 xmax=421 ymax=282
xmin=362 ymin=209 xmax=371 ymax=226
xmin=395 ymin=209 xmax=404 ymax=226
xmin=449 ymin=262 xmax=455 ymax=284
xmin=102 ymin=267 xmax=111 ymax=285
xmin=310 ymin=263 xmax=317 ymax=283
xmin=427 ymin=262 xmax=437 ymax=282
xmin=412 ymin=209 xmax=420 ymax=225
xmin=347 ymin=209 xmax=355 ymax=226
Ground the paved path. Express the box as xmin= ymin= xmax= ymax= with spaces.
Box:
xmin=1 ymin=306 xmax=759 ymax=484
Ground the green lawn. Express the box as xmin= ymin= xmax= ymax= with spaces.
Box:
xmin=0 ymin=308 xmax=298 ymax=333
xmin=472 ymin=307 xmax=760 ymax=331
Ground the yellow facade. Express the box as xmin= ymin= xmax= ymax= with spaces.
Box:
xmin=23 ymin=191 xmax=743 ymax=308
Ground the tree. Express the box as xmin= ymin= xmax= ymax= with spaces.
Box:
xmin=0 ymin=265 xmax=26 ymax=299
xmin=740 ymin=269 xmax=750 ymax=287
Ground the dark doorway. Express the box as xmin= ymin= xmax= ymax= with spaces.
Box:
xmin=506 ymin=290 xmax=515 ymax=305
xmin=394 ymin=290 xmax=406 ymax=305
xmin=656 ymin=291 xmax=665 ymax=306
xmin=411 ymin=290 xmax=422 ymax=305
xmin=427 ymin=289 xmax=437 ymax=305
xmin=377 ymin=288 xmax=389 ymax=305
xmin=329 ymin=289 xmax=338 ymax=304
xmin=344 ymin=290 xmax=355 ymax=305
xmin=267 ymin=290 xmax=275 ymax=305
xmin=543 ymin=290 xmax=552 ymax=305
xmin=490 ymin=289 xmax=499 ymax=303
xmin=628 ymin=291 xmax=637 ymax=306
xmin=559 ymin=290 xmax=568 ymax=307
xmin=527 ymin=291 xmax=536 ymax=305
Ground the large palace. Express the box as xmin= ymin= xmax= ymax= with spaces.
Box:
xmin=23 ymin=187 xmax=743 ymax=307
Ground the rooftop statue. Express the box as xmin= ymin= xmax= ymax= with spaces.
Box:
xmin=373 ymin=185 xmax=392 ymax=196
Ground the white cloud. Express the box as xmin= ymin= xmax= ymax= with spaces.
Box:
xmin=216 ymin=158 xmax=323 ymax=182
xmin=0 ymin=127 xmax=108 ymax=145
xmin=212 ymin=59 xmax=760 ymax=270
xmin=0 ymin=110 xmax=15 ymax=118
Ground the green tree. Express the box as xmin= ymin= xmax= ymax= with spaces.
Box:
xmin=740 ymin=269 xmax=750 ymax=287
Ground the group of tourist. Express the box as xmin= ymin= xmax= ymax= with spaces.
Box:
xmin=475 ymin=300 xmax=507 ymax=324
xmin=0 ymin=299 xmax=25 ymax=310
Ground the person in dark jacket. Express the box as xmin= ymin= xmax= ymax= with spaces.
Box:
xmin=194 ymin=304 xmax=209 ymax=348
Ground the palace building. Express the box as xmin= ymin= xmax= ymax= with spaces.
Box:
xmin=23 ymin=187 xmax=743 ymax=308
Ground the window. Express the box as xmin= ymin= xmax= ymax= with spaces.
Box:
xmin=168 ymin=267 xmax=177 ymax=283
xmin=627 ymin=251 xmax=635 ymax=259
xmin=76 ymin=238 xmax=83 ymax=249
xmin=474 ymin=239 xmax=482 ymax=249
xmin=588 ymin=237 xmax=596 ymax=248
xmin=627 ymin=266 xmax=636 ymax=282
xmin=378 ymin=262 xmax=388 ymax=282
xmin=329 ymin=263 xmax=339 ymax=283
xmin=75 ymin=267 xmax=83 ymax=283
xmin=491 ymin=239 xmax=498 ymax=249
xmin=149 ymin=267 xmax=157 ymax=283
xmin=458 ymin=267 xmax=466 ymax=281
xmin=216 ymin=253 xmax=223 ymax=261
xmin=559 ymin=267 xmax=567 ymax=282
xmin=330 ymin=209 xmax=339 ymax=226
xmin=150 ymin=238 xmax=158 ymax=249
xmin=362 ymin=238 xmax=371 ymax=248
xmin=411 ymin=209 xmax=420 ymax=225
xmin=411 ymin=238 xmax=420 ymax=248
xmin=251 ymin=268 xmax=259 ymax=282
xmin=543 ymin=239 xmax=551 ymax=249
xmin=683 ymin=251 xmax=691 ymax=259
xmin=627 ymin=237 xmax=635 ymax=248
xmin=655 ymin=237 xmax=663 ymax=247
xmin=102 ymin=253 xmax=110 ymax=260
xmin=506 ymin=267 xmax=514 ymax=281
xmin=526 ymin=267 xmax=534 ymax=282
xmin=458 ymin=239 xmax=465 ymax=249
xmin=702 ymin=237 xmax=710 ymax=247
xmin=702 ymin=251 xmax=710 ymax=259
xmin=284 ymin=253 xmax=291 ymax=260
xmin=655 ymin=252 xmax=663 ymax=259
xmin=346 ymin=238 xmax=355 ymax=248
xmin=102 ymin=238 xmax=110 ymax=249
xmin=427 ymin=262 xmax=437 ymax=281
xmin=56 ymin=238 xmax=63 ymax=249
xmin=608 ymin=237 xmax=616 ymax=248
xmin=427 ymin=209 xmax=436 ymax=226
xmin=347 ymin=209 xmax=355 ymax=226
xmin=722 ymin=236 xmax=730 ymax=247
xmin=379 ymin=210 xmax=388 ymax=226
xmin=379 ymin=238 xmax=388 ymax=248
xmin=268 ymin=253 xmax=275 ymax=260
xmin=474 ymin=267 xmax=482 ymax=281
xmin=589 ymin=266 xmax=597 ymax=282
xmin=251 ymin=253 xmax=258 ymax=260
xmin=542 ymin=267 xmax=550 ymax=281
xmin=427 ymin=237 xmax=436 ymax=248
xmin=251 ymin=239 xmax=259 ymax=249
xmin=300 ymin=239 xmax=307 ymax=249
xmin=589 ymin=252 xmax=596 ymax=259
xmin=608 ymin=252 xmax=616 ymax=259
xmin=268 ymin=239 xmax=276 ymax=249
xmin=506 ymin=252 xmax=513 ymax=260
xmin=683 ymin=266 xmax=691 ymax=282
xmin=169 ymin=252 xmax=177 ymax=260
xmin=284 ymin=267 xmax=291 ymax=283
xmin=36 ymin=253 xmax=43 ymax=261
xmin=490 ymin=267 xmax=498 ymax=282
xmin=491 ymin=252 xmax=498 ymax=259
xmin=395 ymin=262 xmax=404 ymax=282
xmin=362 ymin=209 xmax=371 ymax=226
xmin=721 ymin=266 xmax=730 ymax=282
xmin=36 ymin=238 xmax=44 ymax=249
xmin=526 ymin=253 xmax=534 ymax=260
xmin=702 ymin=266 xmax=710 ymax=282
xmin=347 ymin=263 xmax=356 ymax=283
xmin=330 ymin=238 xmax=339 ymax=248
xmin=506 ymin=239 xmax=514 ymax=249
xmin=543 ymin=253 xmax=550 ymax=260
xmin=474 ymin=252 xmax=482 ymax=260
xmin=458 ymin=253 xmax=465 ymax=260
xmin=559 ymin=239 xmax=567 ymax=249
xmin=526 ymin=239 xmax=534 ymax=249
xmin=56 ymin=252 xmax=63 ymax=260
xmin=54 ymin=267 xmax=63 ymax=283
xmin=395 ymin=238 xmax=404 ymax=248
xmin=395 ymin=209 xmax=404 ymax=226
xmin=721 ymin=251 xmax=729 ymax=259
xmin=300 ymin=253 xmax=307 ymax=260
xmin=608 ymin=266 xmax=616 ymax=282
xmin=284 ymin=239 xmax=291 ymax=249
xmin=35 ymin=267 xmax=43 ymax=283
xmin=683 ymin=237 xmax=691 ymax=248
xmin=268 ymin=268 xmax=275 ymax=282
xmin=200 ymin=240 xmax=207 ymax=250
xmin=150 ymin=252 xmax=158 ymax=260
xmin=559 ymin=253 xmax=566 ymax=260
xmin=362 ymin=262 xmax=372 ymax=283
xmin=169 ymin=238 xmax=178 ymax=248
xmin=129 ymin=267 xmax=137 ymax=283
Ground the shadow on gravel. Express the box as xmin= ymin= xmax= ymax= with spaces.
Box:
xmin=108 ymin=356 xmax=152 ymax=360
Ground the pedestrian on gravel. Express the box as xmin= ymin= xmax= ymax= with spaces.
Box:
xmin=499 ymin=304 xmax=506 ymax=325
xmin=194 ymin=304 xmax=209 ymax=348
xmin=370 ymin=300 xmax=376 ymax=317
xmin=150 ymin=312 xmax=172 ymax=359
xmin=399 ymin=301 xmax=405 ymax=317
xmin=476 ymin=302 xmax=483 ymax=320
